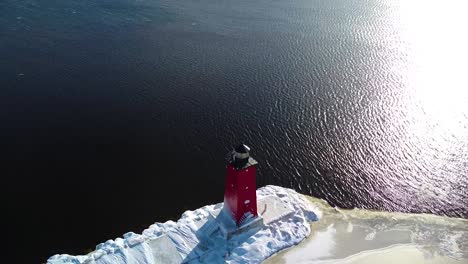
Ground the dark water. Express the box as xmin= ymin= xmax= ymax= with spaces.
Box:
xmin=1 ymin=0 xmax=467 ymax=262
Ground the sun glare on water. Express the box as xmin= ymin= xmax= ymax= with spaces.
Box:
xmin=392 ymin=0 xmax=468 ymax=149
xmin=372 ymin=0 xmax=468 ymax=206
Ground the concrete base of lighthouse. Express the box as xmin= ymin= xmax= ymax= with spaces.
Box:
xmin=206 ymin=195 xmax=295 ymax=240
xmin=218 ymin=211 xmax=264 ymax=240
xmin=206 ymin=207 xmax=264 ymax=240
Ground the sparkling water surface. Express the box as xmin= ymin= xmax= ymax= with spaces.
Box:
xmin=1 ymin=0 xmax=467 ymax=262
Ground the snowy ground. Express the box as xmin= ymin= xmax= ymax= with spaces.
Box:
xmin=48 ymin=185 xmax=320 ymax=264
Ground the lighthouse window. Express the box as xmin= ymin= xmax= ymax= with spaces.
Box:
xmin=245 ymin=200 xmax=250 ymax=204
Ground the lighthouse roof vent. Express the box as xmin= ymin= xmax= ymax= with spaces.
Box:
xmin=234 ymin=144 xmax=250 ymax=160
xmin=235 ymin=144 xmax=250 ymax=154
xmin=228 ymin=144 xmax=258 ymax=170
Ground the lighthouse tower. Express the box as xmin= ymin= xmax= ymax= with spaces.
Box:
xmin=223 ymin=144 xmax=258 ymax=225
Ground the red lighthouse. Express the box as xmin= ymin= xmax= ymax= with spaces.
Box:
xmin=224 ymin=144 xmax=258 ymax=225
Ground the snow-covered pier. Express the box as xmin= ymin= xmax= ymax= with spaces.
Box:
xmin=48 ymin=185 xmax=319 ymax=264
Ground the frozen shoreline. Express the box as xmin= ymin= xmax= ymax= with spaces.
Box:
xmin=264 ymin=195 xmax=468 ymax=264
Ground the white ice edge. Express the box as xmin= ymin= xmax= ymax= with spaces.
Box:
xmin=47 ymin=185 xmax=320 ymax=264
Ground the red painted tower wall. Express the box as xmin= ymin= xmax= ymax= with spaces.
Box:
xmin=224 ymin=163 xmax=257 ymax=224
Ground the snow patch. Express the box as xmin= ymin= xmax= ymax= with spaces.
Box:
xmin=48 ymin=185 xmax=320 ymax=264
